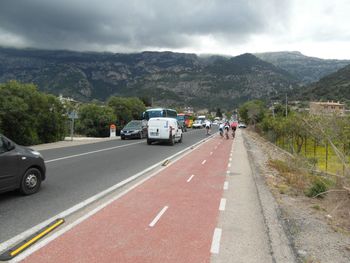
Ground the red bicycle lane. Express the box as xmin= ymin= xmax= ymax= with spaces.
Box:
xmin=22 ymin=136 xmax=233 ymax=263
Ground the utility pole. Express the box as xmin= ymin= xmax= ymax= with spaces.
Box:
xmin=285 ymin=94 xmax=288 ymax=118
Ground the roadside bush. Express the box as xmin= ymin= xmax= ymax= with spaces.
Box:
xmin=0 ymin=81 xmax=67 ymax=145
xmin=107 ymin=96 xmax=146 ymax=126
xmin=76 ymin=104 xmax=116 ymax=137
xmin=306 ymin=177 xmax=330 ymax=198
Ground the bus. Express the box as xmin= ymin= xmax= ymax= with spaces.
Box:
xmin=197 ymin=115 xmax=206 ymax=122
xmin=177 ymin=113 xmax=193 ymax=128
xmin=142 ymin=108 xmax=178 ymax=120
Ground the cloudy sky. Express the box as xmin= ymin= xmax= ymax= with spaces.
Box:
xmin=0 ymin=0 xmax=349 ymax=59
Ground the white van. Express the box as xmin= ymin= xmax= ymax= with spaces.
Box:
xmin=147 ymin=117 xmax=183 ymax=145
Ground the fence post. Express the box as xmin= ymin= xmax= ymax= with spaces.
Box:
xmin=314 ymin=138 xmax=316 ymax=158
xmin=343 ymin=144 xmax=346 ymax=177
xmin=326 ymin=141 xmax=328 ymax=172
xmin=304 ymin=135 xmax=307 ymax=156
xmin=314 ymin=138 xmax=317 ymax=169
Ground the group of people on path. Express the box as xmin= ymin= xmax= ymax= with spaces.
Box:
xmin=204 ymin=119 xmax=236 ymax=139
xmin=219 ymin=121 xmax=236 ymax=139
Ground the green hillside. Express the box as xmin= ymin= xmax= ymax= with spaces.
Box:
xmin=299 ymin=64 xmax=350 ymax=103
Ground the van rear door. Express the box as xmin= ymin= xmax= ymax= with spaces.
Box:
xmin=148 ymin=118 xmax=170 ymax=139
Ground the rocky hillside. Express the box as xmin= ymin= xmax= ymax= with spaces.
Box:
xmin=255 ymin=51 xmax=350 ymax=84
xmin=0 ymin=47 xmax=299 ymax=109
xmin=297 ymin=64 xmax=350 ymax=103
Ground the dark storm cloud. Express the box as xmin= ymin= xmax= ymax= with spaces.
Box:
xmin=0 ymin=0 xmax=290 ymax=51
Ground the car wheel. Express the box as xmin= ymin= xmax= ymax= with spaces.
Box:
xmin=179 ymin=134 xmax=183 ymax=143
xmin=139 ymin=132 xmax=143 ymax=139
xmin=169 ymin=135 xmax=175 ymax=146
xmin=20 ymin=168 xmax=42 ymax=195
xmin=121 ymin=136 xmax=125 ymax=140
xmin=147 ymin=139 xmax=152 ymax=145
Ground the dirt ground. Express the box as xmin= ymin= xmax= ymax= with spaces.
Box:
xmin=243 ymin=130 xmax=350 ymax=263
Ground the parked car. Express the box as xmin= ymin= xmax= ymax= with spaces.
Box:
xmin=238 ymin=123 xmax=247 ymax=128
xmin=147 ymin=117 xmax=183 ymax=145
xmin=120 ymin=120 xmax=148 ymax=140
xmin=192 ymin=120 xmax=203 ymax=129
xmin=0 ymin=134 xmax=46 ymax=195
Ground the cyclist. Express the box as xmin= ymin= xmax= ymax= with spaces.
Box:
xmin=231 ymin=122 xmax=237 ymax=139
xmin=224 ymin=121 xmax=230 ymax=139
xmin=219 ymin=123 xmax=224 ymax=137
xmin=205 ymin=120 xmax=211 ymax=135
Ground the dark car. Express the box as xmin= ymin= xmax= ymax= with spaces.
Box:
xmin=0 ymin=134 xmax=46 ymax=195
xmin=120 ymin=120 xmax=148 ymax=140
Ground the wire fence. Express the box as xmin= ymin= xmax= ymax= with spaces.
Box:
xmin=264 ymin=131 xmax=350 ymax=177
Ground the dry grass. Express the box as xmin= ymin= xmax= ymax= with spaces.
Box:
xmin=268 ymin=159 xmax=312 ymax=195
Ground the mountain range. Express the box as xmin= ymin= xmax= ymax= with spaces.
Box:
xmin=0 ymin=47 xmax=349 ymax=109
xmin=255 ymin=51 xmax=350 ymax=84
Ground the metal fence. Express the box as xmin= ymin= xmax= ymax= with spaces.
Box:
xmin=264 ymin=131 xmax=350 ymax=177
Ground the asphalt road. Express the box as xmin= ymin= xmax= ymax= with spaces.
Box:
xmin=0 ymin=128 xmax=217 ymax=243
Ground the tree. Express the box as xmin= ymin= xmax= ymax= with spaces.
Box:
xmin=0 ymin=81 xmax=66 ymax=145
xmin=107 ymin=96 xmax=146 ymax=126
xmin=239 ymin=100 xmax=266 ymax=126
xmin=216 ymin=108 xmax=223 ymax=118
xmin=272 ymin=103 xmax=290 ymax=118
xmin=76 ymin=104 xmax=116 ymax=137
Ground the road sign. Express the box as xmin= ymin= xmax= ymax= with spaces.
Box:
xmin=68 ymin=111 xmax=79 ymax=119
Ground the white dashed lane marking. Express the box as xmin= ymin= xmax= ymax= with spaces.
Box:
xmin=187 ymin=174 xmax=195 ymax=182
xmin=219 ymin=198 xmax=226 ymax=211
xmin=210 ymin=228 xmax=222 ymax=254
xmin=223 ymin=181 xmax=229 ymax=190
xmin=149 ymin=206 xmax=168 ymax=227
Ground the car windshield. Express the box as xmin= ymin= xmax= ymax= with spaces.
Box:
xmin=125 ymin=121 xmax=141 ymax=128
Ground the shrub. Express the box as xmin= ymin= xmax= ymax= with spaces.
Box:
xmin=306 ymin=177 xmax=330 ymax=198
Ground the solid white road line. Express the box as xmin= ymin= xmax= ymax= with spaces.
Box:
xmin=202 ymin=160 xmax=206 ymax=165
xmin=223 ymin=181 xmax=229 ymax=190
xmin=45 ymin=141 xmax=143 ymax=163
xmin=219 ymin=198 xmax=226 ymax=211
xmin=210 ymin=228 xmax=222 ymax=254
xmin=149 ymin=206 xmax=169 ymax=227
xmin=187 ymin=174 xmax=195 ymax=182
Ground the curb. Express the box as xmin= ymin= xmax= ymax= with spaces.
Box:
xmin=242 ymin=131 xmax=298 ymax=263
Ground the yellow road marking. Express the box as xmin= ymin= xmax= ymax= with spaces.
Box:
xmin=10 ymin=219 xmax=64 ymax=257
